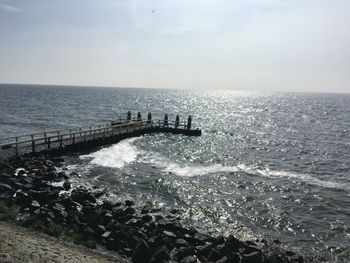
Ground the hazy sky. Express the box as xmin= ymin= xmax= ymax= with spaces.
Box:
xmin=0 ymin=0 xmax=349 ymax=93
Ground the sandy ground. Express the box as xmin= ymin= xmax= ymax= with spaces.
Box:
xmin=0 ymin=221 xmax=129 ymax=263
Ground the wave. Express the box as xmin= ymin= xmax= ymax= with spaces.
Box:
xmin=142 ymin=155 xmax=348 ymax=190
xmin=80 ymin=138 xmax=141 ymax=168
xmin=79 ymin=138 xmax=348 ymax=191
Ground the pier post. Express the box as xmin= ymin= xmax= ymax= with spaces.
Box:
xmin=175 ymin=115 xmax=180 ymax=129
xmin=15 ymin=137 xmax=19 ymax=155
xmin=31 ymin=135 xmax=35 ymax=153
xmin=187 ymin=115 xmax=192 ymax=130
xmin=48 ymin=137 xmax=51 ymax=149
xmin=164 ymin=114 xmax=168 ymax=127
xmin=127 ymin=111 xmax=131 ymax=122
xmin=147 ymin=112 xmax=152 ymax=124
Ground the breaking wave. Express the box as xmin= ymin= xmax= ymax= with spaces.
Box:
xmin=80 ymin=138 xmax=141 ymax=168
xmin=142 ymin=154 xmax=348 ymax=191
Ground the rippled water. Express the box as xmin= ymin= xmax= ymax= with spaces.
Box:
xmin=1 ymin=84 xmax=350 ymax=260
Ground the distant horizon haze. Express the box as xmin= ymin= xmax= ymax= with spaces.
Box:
xmin=1 ymin=0 xmax=349 ymax=94
xmin=1 ymin=82 xmax=350 ymax=95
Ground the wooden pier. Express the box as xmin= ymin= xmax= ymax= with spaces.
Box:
xmin=0 ymin=112 xmax=201 ymax=158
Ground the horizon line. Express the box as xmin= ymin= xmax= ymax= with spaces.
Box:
xmin=0 ymin=82 xmax=349 ymax=95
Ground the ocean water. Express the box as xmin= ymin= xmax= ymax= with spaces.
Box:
xmin=1 ymin=84 xmax=350 ymax=260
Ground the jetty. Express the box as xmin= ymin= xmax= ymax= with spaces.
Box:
xmin=0 ymin=112 xmax=201 ymax=158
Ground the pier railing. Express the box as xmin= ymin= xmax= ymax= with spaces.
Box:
xmin=0 ymin=112 xmax=201 ymax=158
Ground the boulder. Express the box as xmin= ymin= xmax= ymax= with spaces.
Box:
xmin=132 ymin=239 xmax=152 ymax=263
xmin=241 ymin=251 xmax=263 ymax=263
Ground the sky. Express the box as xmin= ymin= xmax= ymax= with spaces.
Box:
xmin=0 ymin=0 xmax=349 ymax=93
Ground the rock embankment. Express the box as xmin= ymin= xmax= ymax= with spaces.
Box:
xmin=0 ymin=155 xmax=305 ymax=263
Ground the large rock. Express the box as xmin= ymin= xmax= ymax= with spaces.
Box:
xmin=132 ymin=239 xmax=152 ymax=263
xmin=241 ymin=251 xmax=263 ymax=263
xmin=71 ymin=189 xmax=96 ymax=204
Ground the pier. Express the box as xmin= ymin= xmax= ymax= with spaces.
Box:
xmin=0 ymin=112 xmax=201 ymax=158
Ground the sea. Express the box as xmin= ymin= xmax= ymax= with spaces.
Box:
xmin=1 ymin=84 xmax=349 ymax=261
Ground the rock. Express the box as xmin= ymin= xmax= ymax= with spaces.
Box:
xmin=148 ymin=236 xmax=163 ymax=250
xmin=196 ymin=243 xmax=213 ymax=258
xmin=15 ymin=168 xmax=27 ymax=177
xmin=124 ymin=207 xmax=136 ymax=215
xmin=225 ymin=235 xmax=242 ymax=252
xmin=216 ymin=235 xmax=225 ymax=245
xmin=163 ymin=230 xmax=177 ymax=238
xmin=207 ymin=247 xmax=221 ymax=262
xmin=14 ymin=190 xmax=31 ymax=206
xmin=102 ymin=231 xmax=111 ymax=239
xmin=176 ymin=246 xmax=196 ymax=260
xmin=125 ymin=200 xmax=134 ymax=206
xmin=0 ymin=183 xmax=13 ymax=194
xmin=241 ymin=251 xmax=263 ymax=263
xmin=216 ymin=256 xmax=229 ymax=263
xmin=175 ymin=238 xmax=189 ymax=247
xmin=71 ymin=189 xmax=96 ymax=203
xmin=63 ymin=180 xmax=71 ymax=191
xmin=265 ymin=253 xmax=283 ymax=263
xmin=153 ymin=245 xmax=170 ymax=261
xmin=69 ymin=171 xmax=81 ymax=178
xmin=181 ymin=255 xmax=198 ymax=263
xmin=132 ymin=239 xmax=152 ymax=263
xmin=141 ymin=214 xmax=152 ymax=222
xmin=194 ymin=232 xmax=215 ymax=244
xmin=30 ymin=200 xmax=40 ymax=209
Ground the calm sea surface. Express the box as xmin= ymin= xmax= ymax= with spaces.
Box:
xmin=1 ymin=84 xmax=350 ymax=260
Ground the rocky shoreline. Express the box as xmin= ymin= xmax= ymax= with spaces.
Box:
xmin=0 ymin=154 xmax=305 ymax=263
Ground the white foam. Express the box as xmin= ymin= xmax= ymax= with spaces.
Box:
xmin=142 ymin=154 xmax=348 ymax=190
xmin=80 ymin=138 xmax=141 ymax=168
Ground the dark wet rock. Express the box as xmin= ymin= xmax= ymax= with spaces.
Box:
xmin=69 ymin=171 xmax=81 ymax=178
xmin=216 ymin=235 xmax=225 ymax=245
xmin=63 ymin=180 xmax=71 ymax=190
xmin=96 ymin=224 xmax=106 ymax=234
xmin=102 ymin=201 xmax=114 ymax=211
xmin=148 ymin=235 xmax=163 ymax=250
xmin=153 ymin=245 xmax=170 ymax=261
xmin=175 ymin=238 xmax=189 ymax=247
xmin=84 ymin=226 xmax=95 ymax=235
xmin=241 ymin=251 xmax=263 ymax=263
xmin=132 ymin=239 xmax=152 ymax=263
xmin=180 ymin=255 xmax=198 ymax=263
xmin=71 ymin=189 xmax=96 ymax=203
xmin=141 ymin=214 xmax=153 ymax=222
xmin=0 ymin=182 xmax=13 ymax=193
xmin=176 ymin=246 xmax=196 ymax=260
xmin=194 ymin=232 xmax=216 ymax=245
xmin=14 ymin=190 xmax=32 ymax=206
xmin=207 ymin=247 xmax=222 ymax=262
xmin=243 ymin=244 xmax=261 ymax=254
xmin=225 ymin=235 xmax=243 ymax=252
xmin=15 ymin=168 xmax=27 ymax=177
xmin=125 ymin=200 xmax=134 ymax=206
xmin=290 ymin=256 xmax=304 ymax=263
xmin=265 ymin=253 xmax=283 ymax=263
xmin=30 ymin=200 xmax=40 ymax=209
xmin=124 ymin=207 xmax=136 ymax=215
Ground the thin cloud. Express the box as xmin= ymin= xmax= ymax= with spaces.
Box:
xmin=0 ymin=4 xmax=21 ymax=13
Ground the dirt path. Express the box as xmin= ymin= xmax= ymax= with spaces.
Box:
xmin=0 ymin=221 xmax=129 ymax=263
